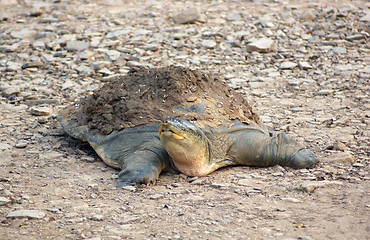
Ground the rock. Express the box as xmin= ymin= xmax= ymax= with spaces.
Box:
xmin=22 ymin=61 xmax=44 ymax=69
xmin=66 ymin=41 xmax=90 ymax=51
xmin=89 ymin=214 xmax=104 ymax=221
xmin=105 ymin=50 xmax=121 ymax=61
xmin=345 ymin=34 xmax=365 ymax=41
xmin=299 ymin=181 xmax=343 ymax=193
xmin=150 ymin=193 xmax=164 ymax=200
xmin=298 ymin=61 xmax=313 ymax=70
xmin=0 ymin=197 xmax=11 ymax=206
xmin=280 ymin=61 xmax=297 ymax=70
xmin=98 ymin=67 xmax=114 ymax=75
xmin=172 ymin=8 xmax=201 ymax=24
xmin=1 ymin=87 xmax=20 ymax=97
xmin=6 ymin=61 xmax=22 ymax=71
xmin=10 ymin=29 xmax=36 ymax=39
xmin=0 ymin=142 xmax=12 ymax=150
xmin=359 ymin=13 xmax=370 ymax=22
xmin=226 ymin=12 xmax=241 ymax=21
xmin=201 ymin=40 xmax=217 ymax=49
xmin=6 ymin=210 xmax=46 ymax=219
xmin=352 ymin=163 xmax=364 ymax=167
xmin=15 ymin=141 xmax=28 ymax=148
xmin=39 ymin=17 xmax=59 ymax=23
xmin=121 ymin=186 xmax=136 ymax=191
xmin=300 ymin=10 xmax=316 ymax=21
xmin=237 ymin=179 xmax=252 ymax=186
xmin=246 ymin=38 xmax=275 ymax=53
xmin=29 ymin=106 xmax=52 ymax=116
xmin=280 ymin=197 xmax=301 ymax=203
xmin=332 ymin=47 xmax=346 ymax=54
xmin=324 ymin=152 xmax=355 ymax=164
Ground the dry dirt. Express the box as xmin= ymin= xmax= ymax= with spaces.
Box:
xmin=0 ymin=0 xmax=369 ymax=240
xmin=64 ymin=66 xmax=258 ymax=135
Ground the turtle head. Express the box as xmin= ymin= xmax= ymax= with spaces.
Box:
xmin=159 ymin=117 xmax=212 ymax=176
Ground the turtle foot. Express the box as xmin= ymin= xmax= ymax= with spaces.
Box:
xmin=116 ymin=165 xmax=160 ymax=187
xmin=288 ymin=149 xmax=319 ymax=169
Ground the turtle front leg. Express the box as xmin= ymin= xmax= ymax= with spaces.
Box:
xmin=117 ymin=141 xmax=170 ymax=186
xmin=230 ymin=130 xmax=318 ymax=169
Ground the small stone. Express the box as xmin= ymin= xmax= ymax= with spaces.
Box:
xmin=317 ymin=89 xmax=334 ymax=96
xmin=332 ymin=47 xmax=346 ymax=54
xmin=29 ymin=106 xmax=52 ymax=116
xmin=89 ymin=214 xmax=104 ymax=221
xmin=1 ymin=87 xmax=20 ymax=97
xmin=280 ymin=61 xmax=297 ymax=70
xmin=299 ymin=181 xmax=343 ymax=193
xmin=280 ymin=197 xmax=301 ymax=203
xmin=39 ymin=17 xmax=59 ymax=23
xmin=237 ymin=179 xmax=251 ymax=186
xmin=105 ymin=50 xmax=121 ymax=61
xmin=121 ymin=186 xmax=136 ymax=191
xmin=298 ymin=61 xmax=313 ymax=70
xmin=0 ymin=142 xmax=12 ymax=150
xmin=66 ymin=41 xmax=90 ymax=51
xmin=335 ymin=64 xmax=353 ymax=71
xmin=359 ymin=13 xmax=370 ymax=22
xmin=345 ymin=34 xmax=365 ymax=41
xmin=150 ymin=193 xmax=164 ymax=200
xmin=0 ymin=197 xmax=11 ymax=206
xmin=324 ymin=152 xmax=355 ymax=164
xmin=246 ymin=38 xmax=275 ymax=53
xmin=172 ymin=8 xmax=201 ymax=24
xmin=226 ymin=12 xmax=241 ymax=21
xmin=6 ymin=210 xmax=46 ymax=219
xmin=352 ymin=163 xmax=364 ymax=167
xmin=21 ymin=61 xmax=44 ymax=69
xmin=10 ymin=29 xmax=37 ymax=39
xmin=15 ymin=141 xmax=28 ymax=148
xmin=98 ymin=67 xmax=114 ymax=75
xmin=201 ymin=40 xmax=217 ymax=49
xmin=300 ymin=11 xmax=316 ymax=21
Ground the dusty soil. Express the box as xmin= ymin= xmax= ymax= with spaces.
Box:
xmin=65 ymin=66 xmax=258 ymax=135
xmin=0 ymin=0 xmax=369 ymax=239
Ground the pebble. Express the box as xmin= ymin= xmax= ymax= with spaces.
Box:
xmin=29 ymin=106 xmax=52 ymax=116
xmin=0 ymin=197 xmax=11 ymax=206
xmin=150 ymin=193 xmax=164 ymax=200
xmin=280 ymin=61 xmax=297 ymax=70
xmin=10 ymin=29 xmax=36 ymax=39
xmin=89 ymin=214 xmax=104 ymax=221
xmin=299 ymin=181 xmax=343 ymax=193
xmin=0 ymin=142 xmax=12 ymax=150
xmin=66 ymin=41 xmax=90 ymax=51
xmin=1 ymin=87 xmax=20 ymax=97
xmin=332 ymin=47 xmax=347 ymax=54
xmin=201 ymin=40 xmax=217 ymax=49
xmin=280 ymin=197 xmax=302 ymax=203
xmin=15 ymin=141 xmax=28 ymax=148
xmin=172 ymin=8 xmax=201 ymax=24
xmin=324 ymin=152 xmax=355 ymax=164
xmin=6 ymin=210 xmax=46 ymax=219
xmin=246 ymin=38 xmax=275 ymax=53
xmin=298 ymin=61 xmax=313 ymax=70
xmin=121 ymin=186 xmax=136 ymax=191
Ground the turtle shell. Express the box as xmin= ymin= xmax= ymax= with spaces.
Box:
xmin=59 ymin=66 xmax=261 ymax=136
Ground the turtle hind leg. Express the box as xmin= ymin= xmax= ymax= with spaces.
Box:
xmin=116 ymin=142 xmax=170 ymax=186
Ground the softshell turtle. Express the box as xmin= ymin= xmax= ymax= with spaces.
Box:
xmin=58 ymin=66 xmax=318 ymax=186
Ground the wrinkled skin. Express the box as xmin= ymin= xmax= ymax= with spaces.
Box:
xmin=59 ymin=116 xmax=318 ymax=186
